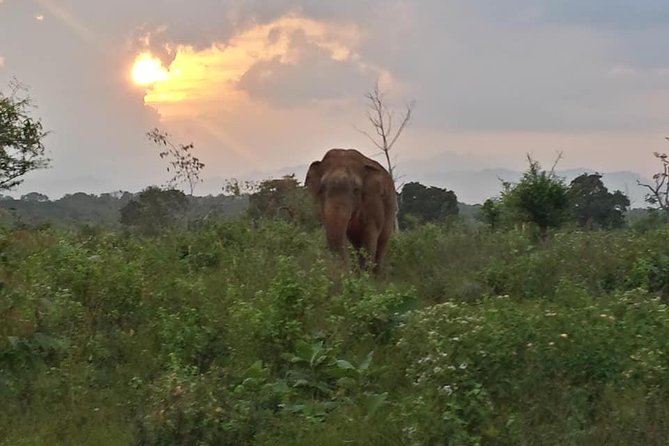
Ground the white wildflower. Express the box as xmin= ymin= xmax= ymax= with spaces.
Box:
xmin=440 ymin=385 xmax=454 ymax=396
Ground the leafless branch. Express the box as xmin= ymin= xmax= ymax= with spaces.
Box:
xmin=638 ymin=150 xmax=669 ymax=211
xmin=549 ymin=150 xmax=564 ymax=175
xmin=355 ymin=81 xmax=415 ymax=231
xmin=353 ymin=125 xmax=384 ymax=150
xmin=356 ymin=81 xmax=414 ymax=185
xmin=388 ymin=102 xmax=414 ymax=150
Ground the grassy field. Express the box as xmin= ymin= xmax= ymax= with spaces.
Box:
xmin=1 ymin=219 xmax=669 ymax=445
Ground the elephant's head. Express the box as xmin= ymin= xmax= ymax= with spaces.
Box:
xmin=306 ymin=161 xmax=364 ymax=203
xmin=306 ymin=152 xmax=385 ymax=255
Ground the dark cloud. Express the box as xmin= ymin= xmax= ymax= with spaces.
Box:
xmin=65 ymin=0 xmax=377 ymax=57
xmin=237 ymin=30 xmax=375 ymax=107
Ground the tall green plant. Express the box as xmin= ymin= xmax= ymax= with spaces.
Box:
xmin=500 ymin=155 xmax=570 ymax=236
xmin=0 ymin=81 xmax=49 ymax=190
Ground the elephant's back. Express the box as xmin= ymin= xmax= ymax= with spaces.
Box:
xmin=322 ymin=148 xmax=389 ymax=174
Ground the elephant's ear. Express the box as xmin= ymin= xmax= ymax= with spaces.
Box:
xmin=363 ymin=163 xmax=388 ymax=196
xmin=305 ymin=161 xmax=322 ymax=196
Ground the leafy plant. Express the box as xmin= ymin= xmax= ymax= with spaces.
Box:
xmin=120 ymin=186 xmax=189 ymax=235
xmin=147 ymin=128 xmax=205 ymax=195
xmin=0 ymin=80 xmax=49 ymax=190
xmin=499 ymin=155 xmax=570 ymax=237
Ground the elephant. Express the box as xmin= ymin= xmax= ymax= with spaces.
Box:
xmin=305 ymin=148 xmax=398 ymax=273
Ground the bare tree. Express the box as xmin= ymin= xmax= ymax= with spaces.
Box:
xmin=638 ymin=145 xmax=669 ymax=213
xmin=147 ymin=128 xmax=205 ymax=195
xmin=357 ymin=81 xmax=414 ymax=229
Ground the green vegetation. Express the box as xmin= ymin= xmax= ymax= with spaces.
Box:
xmin=637 ymin=151 xmax=669 ymax=214
xmin=120 ymin=187 xmax=189 ymax=235
xmin=398 ymin=182 xmax=459 ymax=229
xmin=568 ymin=173 xmax=630 ymax=229
xmin=147 ymin=128 xmax=206 ymax=196
xmin=0 ymin=82 xmax=49 ymax=190
xmin=0 ymin=192 xmax=249 ymax=228
xmin=478 ymin=157 xmax=642 ymax=236
xmin=2 ymin=82 xmax=669 ymax=445
xmin=1 ymin=218 xmax=669 ymax=445
xmin=247 ymin=174 xmax=317 ymax=228
xmin=495 ymin=156 xmax=571 ymax=236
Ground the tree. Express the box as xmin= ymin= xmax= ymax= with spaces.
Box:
xmin=357 ymin=81 xmax=415 ymax=230
xmin=500 ymin=155 xmax=570 ymax=237
xmin=398 ymin=182 xmax=458 ymax=229
xmin=638 ymin=148 xmax=669 ymax=214
xmin=568 ymin=173 xmax=629 ymax=229
xmin=248 ymin=174 xmax=317 ymax=227
xmin=120 ymin=186 xmax=189 ymax=235
xmin=0 ymin=81 xmax=49 ymax=190
xmin=20 ymin=192 xmax=49 ymax=202
xmin=222 ymin=178 xmax=259 ymax=197
xmin=147 ymin=128 xmax=205 ymax=195
xmin=479 ymin=198 xmax=502 ymax=230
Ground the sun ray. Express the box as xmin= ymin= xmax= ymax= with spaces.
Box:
xmin=35 ymin=0 xmax=100 ymax=45
xmin=189 ymin=116 xmax=263 ymax=170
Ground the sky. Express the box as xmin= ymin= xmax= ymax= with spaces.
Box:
xmin=0 ymin=0 xmax=668 ymax=198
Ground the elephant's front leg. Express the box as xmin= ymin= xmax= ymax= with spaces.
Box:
xmin=346 ymin=229 xmax=366 ymax=272
xmin=360 ymin=230 xmax=379 ymax=273
xmin=374 ymin=225 xmax=393 ymax=274
xmin=325 ymin=204 xmax=353 ymax=260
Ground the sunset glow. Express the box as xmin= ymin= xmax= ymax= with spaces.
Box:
xmin=132 ymin=14 xmax=366 ymax=118
xmin=2 ymin=0 xmax=668 ymax=201
xmin=131 ymin=53 xmax=170 ymax=86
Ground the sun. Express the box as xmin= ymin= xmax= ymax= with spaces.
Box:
xmin=131 ymin=53 xmax=170 ymax=86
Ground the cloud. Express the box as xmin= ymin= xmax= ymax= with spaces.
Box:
xmin=139 ymin=13 xmax=374 ymax=115
xmin=0 ymin=55 xmax=4 ymax=67
xmin=541 ymin=0 xmax=669 ymax=29
xmin=452 ymin=0 xmax=669 ymax=30
xmin=351 ymin=1 xmax=669 ymax=133
xmin=2 ymin=0 xmax=669 ymax=196
xmin=117 ymin=13 xmax=393 ymax=174
xmin=237 ymin=35 xmax=376 ymax=107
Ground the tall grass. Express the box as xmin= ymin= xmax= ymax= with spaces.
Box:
xmin=1 ymin=220 xmax=668 ymax=445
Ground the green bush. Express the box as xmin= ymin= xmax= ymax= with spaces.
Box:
xmin=395 ymin=288 xmax=669 ymax=445
xmin=1 ymin=222 xmax=669 ymax=445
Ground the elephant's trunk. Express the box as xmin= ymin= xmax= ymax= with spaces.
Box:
xmin=322 ymin=201 xmax=351 ymax=257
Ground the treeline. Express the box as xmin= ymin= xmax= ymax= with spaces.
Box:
xmin=0 ymin=177 xmax=478 ymax=231
xmin=0 ymin=190 xmax=248 ymax=228
xmin=477 ymin=157 xmax=668 ymax=236
xmin=0 ymin=164 xmax=665 ymax=234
